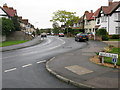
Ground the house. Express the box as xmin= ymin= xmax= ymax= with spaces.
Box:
xmin=83 ymin=10 xmax=96 ymax=35
xmin=0 ymin=4 xmax=17 ymax=18
xmin=96 ymin=0 xmax=120 ymax=35
xmin=18 ymin=17 xmax=36 ymax=36
xmin=72 ymin=16 xmax=84 ymax=34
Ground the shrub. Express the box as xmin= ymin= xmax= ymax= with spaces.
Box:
xmin=2 ymin=18 xmax=15 ymax=36
xmin=96 ymin=29 xmax=109 ymax=41
xmin=102 ymin=35 xmax=109 ymax=41
xmin=112 ymin=34 xmax=119 ymax=39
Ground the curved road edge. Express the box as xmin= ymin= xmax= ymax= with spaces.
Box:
xmin=46 ymin=57 xmax=95 ymax=88
xmin=0 ymin=36 xmax=43 ymax=52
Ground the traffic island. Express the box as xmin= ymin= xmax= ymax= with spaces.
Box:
xmin=90 ymin=56 xmax=120 ymax=69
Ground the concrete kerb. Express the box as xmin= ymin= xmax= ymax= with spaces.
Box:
xmin=1 ymin=39 xmax=43 ymax=52
xmin=46 ymin=57 xmax=95 ymax=88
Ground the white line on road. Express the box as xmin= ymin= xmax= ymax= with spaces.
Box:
xmin=4 ymin=68 xmax=17 ymax=73
xmin=50 ymin=57 xmax=55 ymax=61
xmin=36 ymin=60 xmax=46 ymax=64
xmin=2 ymin=37 xmax=65 ymax=59
xmin=22 ymin=64 xmax=32 ymax=68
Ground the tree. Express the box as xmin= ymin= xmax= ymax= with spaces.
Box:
xmin=36 ymin=28 xmax=40 ymax=35
xmin=50 ymin=10 xmax=79 ymax=36
xmin=1 ymin=18 xmax=15 ymax=36
xmin=12 ymin=16 xmax=21 ymax=31
xmin=52 ymin=22 xmax=60 ymax=34
xmin=50 ymin=10 xmax=79 ymax=27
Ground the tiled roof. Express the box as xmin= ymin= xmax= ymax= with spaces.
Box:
xmin=93 ymin=8 xmax=100 ymax=17
xmin=2 ymin=5 xmax=17 ymax=17
xmin=84 ymin=11 xmax=94 ymax=20
xmin=18 ymin=16 xmax=23 ymax=22
xmin=101 ymin=1 xmax=120 ymax=15
xmin=21 ymin=19 xmax=28 ymax=25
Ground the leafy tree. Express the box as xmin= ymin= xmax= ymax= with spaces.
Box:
xmin=1 ymin=18 xmax=15 ymax=36
xmin=12 ymin=16 xmax=21 ymax=31
xmin=50 ymin=10 xmax=79 ymax=36
xmin=50 ymin=10 xmax=79 ymax=28
xmin=36 ymin=28 xmax=40 ymax=35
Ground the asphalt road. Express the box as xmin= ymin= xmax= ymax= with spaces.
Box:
xmin=2 ymin=36 xmax=87 ymax=88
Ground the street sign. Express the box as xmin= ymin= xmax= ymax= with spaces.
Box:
xmin=99 ymin=52 xmax=118 ymax=58
xmin=112 ymin=58 xmax=117 ymax=63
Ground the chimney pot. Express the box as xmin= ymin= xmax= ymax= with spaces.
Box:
xmin=3 ymin=3 xmax=8 ymax=8
xmin=91 ymin=10 xmax=93 ymax=13
xmin=108 ymin=0 xmax=113 ymax=6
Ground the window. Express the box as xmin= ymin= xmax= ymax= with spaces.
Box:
xmin=114 ymin=13 xmax=118 ymax=20
xmin=97 ymin=18 xmax=100 ymax=24
xmin=114 ymin=13 xmax=120 ymax=21
xmin=118 ymin=13 xmax=120 ymax=21
xmin=116 ymin=27 xmax=120 ymax=34
xmin=93 ymin=28 xmax=94 ymax=32
xmin=104 ymin=16 xmax=107 ymax=22
xmin=101 ymin=16 xmax=107 ymax=22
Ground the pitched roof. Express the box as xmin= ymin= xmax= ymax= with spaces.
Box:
xmin=21 ymin=19 xmax=28 ymax=25
xmin=93 ymin=8 xmax=100 ymax=17
xmin=84 ymin=11 xmax=94 ymax=20
xmin=101 ymin=1 xmax=120 ymax=15
xmin=2 ymin=4 xmax=17 ymax=17
xmin=18 ymin=16 xmax=22 ymax=21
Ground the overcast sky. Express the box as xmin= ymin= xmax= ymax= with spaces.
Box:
xmin=0 ymin=0 xmax=119 ymax=29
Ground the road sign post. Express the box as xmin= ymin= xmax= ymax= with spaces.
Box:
xmin=112 ymin=58 xmax=117 ymax=68
xmin=102 ymin=56 xmax=104 ymax=64
xmin=99 ymin=52 xmax=118 ymax=68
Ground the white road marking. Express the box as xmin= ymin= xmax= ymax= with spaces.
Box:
xmin=36 ymin=60 xmax=46 ymax=64
xmin=4 ymin=68 xmax=17 ymax=73
xmin=50 ymin=57 xmax=55 ymax=60
xmin=2 ymin=37 xmax=66 ymax=59
xmin=22 ymin=64 xmax=32 ymax=68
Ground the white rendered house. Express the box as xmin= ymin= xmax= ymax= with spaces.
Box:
xmin=96 ymin=0 xmax=120 ymax=35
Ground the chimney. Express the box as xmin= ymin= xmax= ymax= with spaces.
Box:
xmin=85 ymin=11 xmax=89 ymax=13
xmin=108 ymin=0 xmax=113 ymax=6
xmin=91 ymin=10 xmax=93 ymax=13
xmin=3 ymin=3 xmax=8 ymax=8
xmin=9 ymin=7 xmax=13 ymax=10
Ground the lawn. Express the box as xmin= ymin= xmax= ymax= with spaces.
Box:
xmin=0 ymin=40 xmax=29 ymax=47
xmin=109 ymin=39 xmax=120 ymax=41
xmin=104 ymin=48 xmax=120 ymax=66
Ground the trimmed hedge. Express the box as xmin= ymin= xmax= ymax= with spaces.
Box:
xmin=112 ymin=35 xmax=119 ymax=39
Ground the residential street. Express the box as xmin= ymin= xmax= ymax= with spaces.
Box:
xmin=1 ymin=0 xmax=120 ymax=89
xmin=2 ymin=36 xmax=87 ymax=88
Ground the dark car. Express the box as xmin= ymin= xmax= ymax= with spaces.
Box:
xmin=59 ymin=33 xmax=64 ymax=37
xmin=75 ymin=33 xmax=89 ymax=41
xmin=41 ymin=33 xmax=47 ymax=37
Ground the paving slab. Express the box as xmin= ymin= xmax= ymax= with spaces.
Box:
xmin=46 ymin=40 xmax=119 ymax=88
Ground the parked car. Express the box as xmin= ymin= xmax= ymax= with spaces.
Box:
xmin=59 ymin=33 xmax=64 ymax=37
xmin=41 ymin=33 xmax=47 ymax=37
xmin=75 ymin=33 xmax=89 ymax=41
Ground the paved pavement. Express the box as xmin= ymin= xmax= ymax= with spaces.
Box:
xmin=103 ymin=41 xmax=120 ymax=48
xmin=46 ymin=40 xmax=119 ymax=88
xmin=0 ymin=36 xmax=42 ymax=52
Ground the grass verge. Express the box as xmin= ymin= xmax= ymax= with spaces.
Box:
xmin=104 ymin=48 xmax=120 ymax=66
xmin=108 ymin=39 xmax=120 ymax=41
xmin=0 ymin=40 xmax=29 ymax=47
